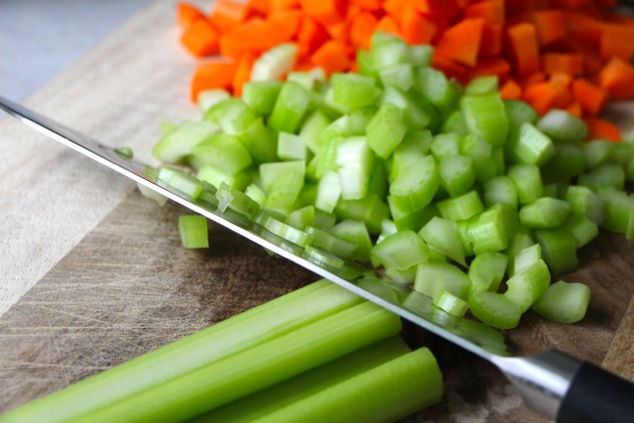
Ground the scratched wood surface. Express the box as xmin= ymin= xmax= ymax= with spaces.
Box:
xmin=0 ymin=1 xmax=633 ymax=422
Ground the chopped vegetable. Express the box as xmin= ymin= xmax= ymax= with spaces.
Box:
xmin=179 ymin=215 xmax=209 ymax=249
xmin=151 ymin=24 xmax=633 ymax=334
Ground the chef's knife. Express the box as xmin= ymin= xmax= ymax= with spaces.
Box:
xmin=1 ymin=95 xmax=633 ymax=423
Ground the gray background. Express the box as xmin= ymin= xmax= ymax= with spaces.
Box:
xmin=0 ymin=0 xmax=155 ymax=101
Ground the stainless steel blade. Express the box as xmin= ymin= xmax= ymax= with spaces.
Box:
xmin=3 ymin=95 xmax=633 ymax=423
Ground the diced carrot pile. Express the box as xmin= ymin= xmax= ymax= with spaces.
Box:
xmin=177 ymin=0 xmax=634 ymax=133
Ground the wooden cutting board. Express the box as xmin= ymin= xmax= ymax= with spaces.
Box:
xmin=0 ymin=1 xmax=633 ymax=421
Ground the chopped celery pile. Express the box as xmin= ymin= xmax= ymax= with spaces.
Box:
xmin=0 ymin=280 xmax=443 ymax=423
xmin=142 ymin=31 xmax=632 ymax=330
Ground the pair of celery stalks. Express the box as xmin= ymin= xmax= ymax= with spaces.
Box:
xmin=0 ymin=280 xmax=443 ymax=422
xmin=157 ymin=30 xmax=633 ymax=332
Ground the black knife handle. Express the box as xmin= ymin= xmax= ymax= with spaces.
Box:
xmin=557 ymin=361 xmax=634 ymax=423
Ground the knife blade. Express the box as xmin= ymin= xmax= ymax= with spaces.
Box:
xmin=1 ymin=95 xmax=633 ymax=423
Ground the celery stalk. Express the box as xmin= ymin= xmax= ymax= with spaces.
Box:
xmin=245 ymin=347 xmax=443 ymax=423
xmin=80 ymin=302 xmax=402 ymax=423
xmin=192 ymin=337 xmax=413 ymax=422
xmin=0 ymin=281 xmax=362 ymax=423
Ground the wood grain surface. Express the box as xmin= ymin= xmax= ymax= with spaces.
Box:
xmin=0 ymin=1 xmax=633 ymax=422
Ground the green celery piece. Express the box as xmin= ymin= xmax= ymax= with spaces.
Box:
xmin=511 ymin=243 xmax=542 ymax=277
xmin=379 ymin=63 xmax=415 ymax=92
xmin=534 ymin=228 xmax=578 ymax=276
xmin=242 ymin=81 xmax=283 ymax=116
xmin=264 ymin=172 xmax=305 ymax=215
xmin=507 ymin=164 xmax=543 ymax=204
xmin=368 ymin=159 xmax=389 ymax=198
xmin=381 ymin=86 xmax=437 ymax=130
xmin=596 ymin=186 xmax=634 ymax=235
xmin=611 ymin=142 xmax=634 ymax=166
xmin=152 ymin=121 xmax=219 ymax=164
xmin=328 ymin=219 xmax=373 ymax=262
xmin=464 ymin=75 xmax=498 ymax=95
xmin=468 ymin=252 xmax=508 ymax=293
xmin=287 ymin=205 xmax=315 ymax=230
xmin=268 ymin=81 xmax=312 ymax=134
xmin=259 ymin=160 xmax=305 ymax=191
xmin=348 ymin=107 xmax=378 ymax=134
xmin=236 ymin=117 xmax=278 ymax=164
xmin=519 ymin=197 xmax=572 ymax=228
xmin=178 ymin=215 xmax=209 ymax=249
xmin=370 ymin=230 xmax=431 ymax=270
xmin=562 ymin=214 xmax=599 ymax=248
xmin=414 ymin=261 xmax=471 ymax=300
xmin=409 ymin=44 xmax=434 ymax=67
xmin=565 ymin=185 xmax=605 ymax=225
xmin=541 ymin=144 xmax=586 ymax=183
xmin=250 ymin=43 xmax=298 ymax=82
xmin=204 ymin=98 xmax=257 ymax=136
xmin=459 ymin=134 xmax=497 ymax=183
xmin=0 ymin=281 xmax=362 ymax=423
xmin=578 ymin=162 xmax=626 ymax=191
xmin=277 ymin=132 xmax=307 ymax=161
xmin=79 ymin=302 xmax=402 ymax=423
xmin=287 ymin=69 xmax=325 ymax=91
xmin=197 ymin=166 xmax=251 ymax=192
xmin=505 ymin=229 xmax=535 ymax=276
xmin=371 ymin=36 xmax=410 ymax=70
xmin=389 ymin=155 xmax=439 ymax=214
xmin=257 ymin=213 xmax=314 ymax=248
xmin=234 ymin=347 xmax=442 ymax=423
xmin=537 ymin=109 xmax=588 ymax=143
xmin=217 ymin=182 xmax=261 ymax=219
xmin=366 ymin=102 xmax=407 ymax=159
xmin=437 ymin=155 xmax=475 ymax=198
xmin=335 ymin=136 xmax=375 ymax=200
xmin=305 ymin=226 xmax=358 ymax=260
xmin=483 ymin=175 xmax=519 ymax=209
xmin=435 ymin=190 xmax=484 ymax=222
xmin=314 ymin=208 xmax=337 ymax=229
xmin=583 ymin=140 xmax=615 ymax=169
xmin=336 ymin=192 xmax=391 ymax=235
xmin=330 ymin=73 xmax=376 ymax=110
xmin=192 ymin=337 xmax=413 ymax=422
xmin=315 ymin=135 xmax=345 ymax=179
xmin=460 ymin=92 xmax=509 ymax=147
xmin=114 ymin=146 xmax=133 ymax=160
xmin=418 ymin=217 xmax=466 ymax=266
xmin=503 ymin=259 xmax=551 ymax=312
xmin=390 ymin=130 xmax=433 ymax=181
xmin=385 ymin=264 xmax=418 ymax=284
xmin=156 ymin=167 xmax=205 ymax=201
xmin=245 ymin=183 xmax=267 ymax=206
xmin=504 ymin=99 xmax=539 ymax=128
xmin=468 ymin=291 xmax=522 ymax=330
xmin=414 ymin=66 xmax=460 ymax=113
xmin=441 ymin=110 xmax=468 ymax=135
xmin=466 ymin=204 xmax=518 ymax=254
xmin=433 ymin=289 xmax=469 ymax=317
xmin=302 ymin=245 xmax=346 ymax=270
xmin=506 ymin=122 xmax=555 ymax=166
xmin=197 ymin=88 xmax=231 ymax=114
xmin=299 ymin=110 xmax=332 ymax=154
xmin=532 ymin=281 xmax=591 ymax=324
xmin=191 ymin=134 xmax=253 ymax=174
xmin=356 ymin=48 xmax=379 ymax=80
xmin=390 ymin=203 xmax=438 ymax=232
xmin=315 ymin=171 xmax=342 ymax=213
xmin=431 ymin=133 xmax=464 ymax=158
